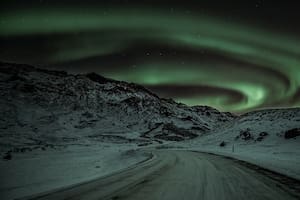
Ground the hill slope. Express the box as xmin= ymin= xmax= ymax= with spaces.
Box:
xmin=0 ymin=62 xmax=234 ymax=153
xmin=176 ymin=108 xmax=300 ymax=179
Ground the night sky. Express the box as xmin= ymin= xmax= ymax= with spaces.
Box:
xmin=1 ymin=0 xmax=300 ymax=113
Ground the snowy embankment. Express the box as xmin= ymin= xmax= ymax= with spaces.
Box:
xmin=175 ymin=108 xmax=300 ymax=180
xmin=0 ymin=144 xmax=149 ymax=200
xmin=191 ymin=140 xmax=300 ymax=180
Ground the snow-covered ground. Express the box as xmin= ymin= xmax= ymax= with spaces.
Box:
xmin=168 ymin=108 xmax=300 ymax=180
xmin=0 ymin=144 xmax=149 ymax=200
xmin=0 ymin=62 xmax=299 ymax=199
xmin=0 ymin=62 xmax=230 ymax=200
xmin=189 ymin=140 xmax=300 ymax=180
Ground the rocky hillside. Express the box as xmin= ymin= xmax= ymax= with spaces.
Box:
xmin=0 ymin=62 xmax=234 ymax=152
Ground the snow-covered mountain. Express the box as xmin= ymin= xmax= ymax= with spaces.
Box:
xmin=0 ymin=61 xmax=234 ymax=153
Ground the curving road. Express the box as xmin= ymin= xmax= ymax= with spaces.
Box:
xmin=22 ymin=150 xmax=300 ymax=200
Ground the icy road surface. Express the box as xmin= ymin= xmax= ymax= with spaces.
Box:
xmin=21 ymin=150 xmax=300 ymax=200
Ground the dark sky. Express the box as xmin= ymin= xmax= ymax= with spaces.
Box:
xmin=1 ymin=0 xmax=300 ymax=112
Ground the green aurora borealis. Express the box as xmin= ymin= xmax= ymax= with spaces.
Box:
xmin=1 ymin=1 xmax=300 ymax=112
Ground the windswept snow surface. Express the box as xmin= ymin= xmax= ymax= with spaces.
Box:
xmin=0 ymin=144 xmax=148 ymax=200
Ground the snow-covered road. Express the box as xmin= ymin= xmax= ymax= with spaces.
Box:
xmin=21 ymin=150 xmax=300 ymax=200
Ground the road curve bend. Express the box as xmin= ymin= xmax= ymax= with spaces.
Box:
xmin=21 ymin=150 xmax=300 ymax=200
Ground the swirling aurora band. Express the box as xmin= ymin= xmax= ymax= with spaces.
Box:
xmin=1 ymin=6 xmax=300 ymax=112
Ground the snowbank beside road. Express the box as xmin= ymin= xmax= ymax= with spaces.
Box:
xmin=0 ymin=144 xmax=148 ymax=200
xmin=173 ymin=108 xmax=300 ymax=180
xmin=191 ymin=141 xmax=300 ymax=180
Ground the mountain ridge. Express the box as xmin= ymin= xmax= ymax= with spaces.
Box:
xmin=0 ymin=61 xmax=234 ymax=152
xmin=1 ymin=61 xmax=299 ymax=155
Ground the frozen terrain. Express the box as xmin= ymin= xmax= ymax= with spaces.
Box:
xmin=16 ymin=151 xmax=300 ymax=200
xmin=0 ymin=62 xmax=232 ymax=199
xmin=171 ymin=108 xmax=300 ymax=180
xmin=0 ymin=61 xmax=233 ymax=154
xmin=0 ymin=62 xmax=299 ymax=199
xmin=0 ymin=144 xmax=150 ymax=200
